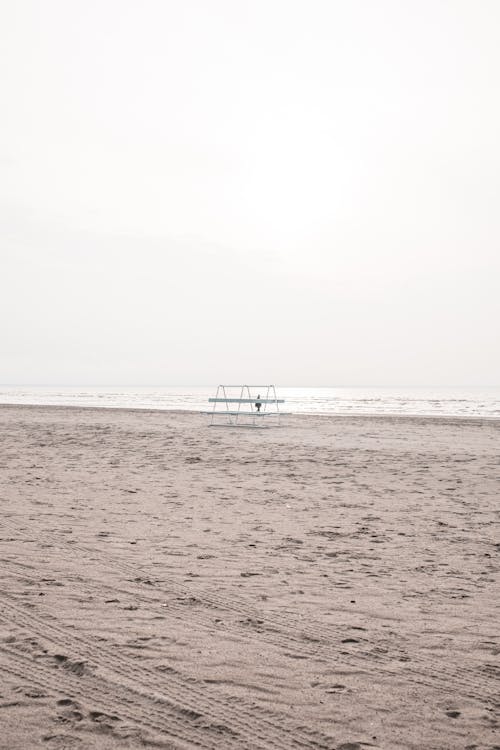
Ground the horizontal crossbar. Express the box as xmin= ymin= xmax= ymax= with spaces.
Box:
xmin=202 ymin=410 xmax=288 ymax=416
xmin=208 ymin=398 xmax=285 ymax=404
xmin=209 ymin=424 xmax=278 ymax=429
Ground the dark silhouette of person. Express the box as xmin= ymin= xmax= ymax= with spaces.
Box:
xmin=255 ymin=394 xmax=262 ymax=412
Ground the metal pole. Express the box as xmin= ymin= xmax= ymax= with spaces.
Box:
xmin=247 ymin=385 xmax=255 ymax=428
xmin=222 ymin=385 xmax=233 ymax=425
xmin=236 ymin=385 xmax=245 ymax=426
xmin=211 ymin=384 xmax=220 ymax=426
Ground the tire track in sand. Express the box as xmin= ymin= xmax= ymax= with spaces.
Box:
xmin=0 ymin=594 xmax=338 ymax=750
xmin=1 ymin=537 xmax=496 ymax=710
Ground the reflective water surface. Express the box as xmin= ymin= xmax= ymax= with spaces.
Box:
xmin=1 ymin=385 xmax=499 ymax=418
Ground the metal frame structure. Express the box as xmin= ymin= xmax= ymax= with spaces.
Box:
xmin=207 ymin=384 xmax=285 ymax=427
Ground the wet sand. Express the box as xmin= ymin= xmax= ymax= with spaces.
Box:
xmin=0 ymin=405 xmax=499 ymax=750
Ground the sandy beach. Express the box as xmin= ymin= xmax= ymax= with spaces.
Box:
xmin=0 ymin=405 xmax=498 ymax=750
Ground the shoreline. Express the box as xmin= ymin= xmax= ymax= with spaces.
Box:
xmin=1 ymin=400 xmax=499 ymax=425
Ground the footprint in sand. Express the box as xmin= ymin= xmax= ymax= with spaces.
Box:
xmin=51 ymin=655 xmax=88 ymax=676
xmin=89 ymin=709 xmax=120 ymax=722
xmin=56 ymin=706 xmax=84 ymax=723
xmin=42 ymin=734 xmax=82 ymax=748
xmin=57 ymin=699 xmax=79 ymax=707
xmin=325 ymin=686 xmax=349 ymax=695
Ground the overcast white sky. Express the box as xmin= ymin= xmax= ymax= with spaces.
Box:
xmin=1 ymin=0 xmax=499 ymax=385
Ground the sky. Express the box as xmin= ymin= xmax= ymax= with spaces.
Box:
xmin=1 ymin=0 xmax=499 ymax=386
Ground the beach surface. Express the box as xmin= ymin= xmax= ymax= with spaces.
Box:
xmin=0 ymin=405 xmax=499 ymax=750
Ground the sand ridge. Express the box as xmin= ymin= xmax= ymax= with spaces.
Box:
xmin=0 ymin=405 xmax=499 ymax=749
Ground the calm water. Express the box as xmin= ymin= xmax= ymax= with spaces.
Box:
xmin=0 ymin=386 xmax=499 ymax=418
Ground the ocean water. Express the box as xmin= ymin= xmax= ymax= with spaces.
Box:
xmin=0 ymin=385 xmax=499 ymax=419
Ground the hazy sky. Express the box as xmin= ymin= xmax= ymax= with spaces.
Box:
xmin=1 ymin=1 xmax=499 ymax=385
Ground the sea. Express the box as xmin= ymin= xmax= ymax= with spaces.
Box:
xmin=0 ymin=386 xmax=499 ymax=419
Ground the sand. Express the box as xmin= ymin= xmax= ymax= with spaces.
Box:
xmin=0 ymin=405 xmax=498 ymax=750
